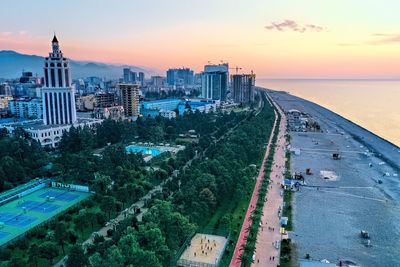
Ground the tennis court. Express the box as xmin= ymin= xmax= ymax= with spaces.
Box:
xmin=0 ymin=231 xmax=10 ymax=239
xmin=16 ymin=200 xmax=61 ymax=213
xmin=0 ymin=186 xmax=91 ymax=246
xmin=0 ymin=212 xmax=37 ymax=227
xmin=39 ymin=190 xmax=80 ymax=202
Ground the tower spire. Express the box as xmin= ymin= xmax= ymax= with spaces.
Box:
xmin=52 ymin=33 xmax=58 ymax=43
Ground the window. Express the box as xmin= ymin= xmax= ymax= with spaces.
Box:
xmin=54 ymin=92 xmax=59 ymax=124
xmin=49 ymin=92 xmax=54 ymax=123
xmin=58 ymin=69 xmax=63 ymax=87
xmin=50 ymin=69 xmax=55 ymax=87
xmin=68 ymin=92 xmax=72 ymax=123
xmin=44 ymin=69 xmax=49 ymax=87
xmin=65 ymin=69 xmax=69 ymax=86
xmin=44 ymin=92 xmax=50 ymax=124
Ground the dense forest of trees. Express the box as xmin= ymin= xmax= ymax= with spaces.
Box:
xmin=0 ymin=108 xmax=250 ymax=267
xmin=78 ymin=95 xmax=275 ymax=266
xmin=0 ymin=131 xmax=48 ymax=192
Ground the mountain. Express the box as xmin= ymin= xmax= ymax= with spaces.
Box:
xmin=0 ymin=50 xmax=159 ymax=79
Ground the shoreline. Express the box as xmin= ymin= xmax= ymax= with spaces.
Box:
xmin=258 ymin=87 xmax=400 ymax=165
xmin=257 ymin=86 xmax=400 ymax=151
xmin=266 ymin=88 xmax=400 ymax=266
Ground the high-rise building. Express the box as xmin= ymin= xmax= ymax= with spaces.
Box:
xmin=201 ymin=72 xmax=228 ymax=101
xmin=150 ymin=76 xmax=165 ymax=87
xmin=119 ymin=83 xmax=140 ymax=117
xmin=201 ymin=64 xmax=229 ymax=101
xmin=42 ymin=35 xmax=77 ymax=125
xmin=0 ymin=35 xmax=101 ymax=148
xmin=9 ymin=98 xmax=43 ymax=119
xmin=138 ymin=72 xmax=145 ymax=85
xmin=123 ymin=68 xmax=143 ymax=84
xmin=166 ymin=68 xmax=194 ymax=86
xmin=123 ymin=68 xmax=131 ymax=83
xmin=232 ymin=73 xmax=256 ymax=104
xmin=94 ymin=92 xmax=116 ymax=108
xmin=0 ymin=83 xmax=12 ymax=96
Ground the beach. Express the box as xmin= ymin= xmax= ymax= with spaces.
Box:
xmin=269 ymin=90 xmax=400 ymax=267
xmin=257 ymin=79 xmax=400 ymax=147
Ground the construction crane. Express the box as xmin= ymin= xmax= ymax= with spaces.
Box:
xmin=229 ymin=66 xmax=242 ymax=74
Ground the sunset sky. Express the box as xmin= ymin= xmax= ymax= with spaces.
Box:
xmin=1 ymin=0 xmax=400 ymax=78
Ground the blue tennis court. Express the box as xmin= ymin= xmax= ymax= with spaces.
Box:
xmin=0 ymin=231 xmax=10 ymax=239
xmin=39 ymin=190 xmax=80 ymax=202
xmin=0 ymin=185 xmax=91 ymax=246
xmin=16 ymin=200 xmax=61 ymax=213
xmin=0 ymin=212 xmax=37 ymax=227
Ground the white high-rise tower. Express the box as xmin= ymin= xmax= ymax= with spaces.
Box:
xmin=42 ymin=35 xmax=77 ymax=125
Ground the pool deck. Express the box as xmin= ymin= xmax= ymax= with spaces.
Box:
xmin=126 ymin=143 xmax=185 ymax=161
xmin=0 ymin=187 xmax=90 ymax=246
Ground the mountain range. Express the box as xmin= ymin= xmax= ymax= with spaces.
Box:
xmin=0 ymin=50 xmax=159 ymax=80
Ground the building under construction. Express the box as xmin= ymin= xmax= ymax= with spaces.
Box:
xmin=231 ymin=73 xmax=256 ymax=104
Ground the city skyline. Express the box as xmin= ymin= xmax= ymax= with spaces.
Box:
xmin=1 ymin=0 xmax=400 ymax=79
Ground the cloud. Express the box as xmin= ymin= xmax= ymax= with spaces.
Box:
xmin=336 ymin=43 xmax=361 ymax=47
xmin=368 ymin=33 xmax=400 ymax=45
xmin=264 ymin=20 xmax=325 ymax=33
xmin=207 ymin=44 xmax=237 ymax=48
xmin=0 ymin=32 xmax=12 ymax=37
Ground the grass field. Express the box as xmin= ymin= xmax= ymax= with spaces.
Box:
xmin=0 ymin=187 xmax=90 ymax=246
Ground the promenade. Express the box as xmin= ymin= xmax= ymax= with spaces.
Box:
xmin=251 ymin=99 xmax=287 ymax=266
xmin=229 ymin=101 xmax=279 ymax=267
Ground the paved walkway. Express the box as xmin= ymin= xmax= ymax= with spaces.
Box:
xmin=230 ymin=102 xmax=279 ymax=267
xmin=251 ymin=97 xmax=287 ymax=266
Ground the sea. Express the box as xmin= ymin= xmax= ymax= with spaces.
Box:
xmin=257 ymin=79 xmax=400 ymax=147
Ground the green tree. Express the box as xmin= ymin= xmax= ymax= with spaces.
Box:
xmin=38 ymin=241 xmax=59 ymax=265
xmin=66 ymin=244 xmax=87 ymax=267
xmin=54 ymin=221 xmax=68 ymax=255
xmin=7 ymin=257 xmax=25 ymax=267
xmin=74 ymin=211 xmax=89 ymax=239
xmin=100 ymin=196 xmax=117 ymax=220
xmin=103 ymin=246 xmax=124 ymax=267
xmin=136 ymin=225 xmax=170 ymax=265
xmin=28 ymin=244 xmax=39 ymax=267
xmin=88 ymin=252 xmax=103 ymax=267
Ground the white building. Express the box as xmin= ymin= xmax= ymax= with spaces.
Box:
xmin=201 ymin=64 xmax=229 ymax=101
xmin=42 ymin=35 xmax=77 ymax=125
xmin=93 ymin=106 xmax=125 ymax=120
xmin=159 ymin=109 xmax=176 ymax=119
xmin=0 ymin=35 xmax=101 ymax=148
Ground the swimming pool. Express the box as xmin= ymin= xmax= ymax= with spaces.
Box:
xmin=125 ymin=145 xmax=163 ymax=156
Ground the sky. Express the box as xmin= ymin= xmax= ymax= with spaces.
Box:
xmin=1 ymin=0 xmax=400 ymax=78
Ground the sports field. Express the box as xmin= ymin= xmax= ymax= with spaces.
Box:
xmin=0 ymin=187 xmax=90 ymax=246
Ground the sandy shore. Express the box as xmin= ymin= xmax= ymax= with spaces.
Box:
xmin=269 ymin=90 xmax=400 ymax=267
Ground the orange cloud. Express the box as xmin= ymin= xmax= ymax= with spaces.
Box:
xmin=264 ymin=20 xmax=325 ymax=33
